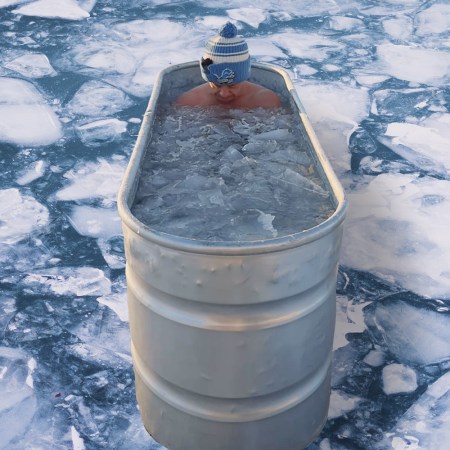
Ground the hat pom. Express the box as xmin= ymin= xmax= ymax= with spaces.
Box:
xmin=219 ymin=22 xmax=237 ymax=38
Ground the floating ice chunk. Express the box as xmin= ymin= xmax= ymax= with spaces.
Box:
xmin=67 ymin=81 xmax=134 ymax=117
xmin=60 ymin=19 xmax=198 ymax=97
xmin=323 ymin=64 xmax=340 ymax=72
xmin=203 ymin=0 xmax=340 ymax=17
xmin=13 ymin=0 xmax=93 ymax=20
xmin=371 ymin=88 xmax=433 ymax=118
xmin=382 ymin=364 xmax=418 ymax=395
xmin=23 ymin=267 xmax=111 ymax=297
xmin=0 ymin=188 xmax=49 ymax=244
xmin=6 ymin=305 xmax=64 ymax=343
xmin=299 ymin=82 xmax=369 ymax=128
xmin=130 ymin=48 xmax=199 ymax=98
xmin=75 ymin=118 xmax=127 ymax=146
xmin=341 ymin=173 xmax=450 ymax=298
xmin=195 ymin=16 xmax=231 ymax=30
xmin=115 ymin=411 xmax=162 ymax=449
xmin=294 ymin=64 xmax=318 ymax=76
xmin=227 ymin=7 xmax=267 ymax=28
xmin=55 ymin=298 xmax=130 ymax=358
xmin=113 ymin=18 xmax=185 ymax=43
xmin=97 ymin=236 xmax=125 ymax=269
xmin=387 ymin=371 xmax=450 ymax=449
xmin=354 ymin=74 xmax=390 ymax=86
xmin=246 ymin=37 xmax=287 ymax=60
xmin=77 ymin=0 xmax=95 ymax=11
xmin=97 ymin=291 xmax=128 ymax=322
xmin=328 ymin=390 xmax=362 ymax=419
xmin=0 ymin=77 xmax=39 ymax=104
xmin=0 ymin=78 xmax=62 ymax=146
xmin=365 ymin=297 xmax=450 ymax=366
xmin=272 ymin=31 xmax=343 ymax=61
xmin=16 ymin=160 xmax=46 ymax=185
xmin=0 ymin=0 xmax=30 ymax=7
xmin=71 ymin=426 xmax=86 ymax=450
xmin=415 ymin=3 xmax=450 ymax=36
xmin=328 ymin=16 xmax=363 ymax=31
xmin=69 ymin=205 xmax=122 ymax=239
xmin=0 ymin=296 xmax=15 ymax=335
xmin=364 ymin=349 xmax=386 ymax=367
xmin=55 ymin=158 xmax=126 ymax=204
xmin=62 ymin=395 xmax=102 ymax=444
xmin=4 ymin=52 xmax=56 ymax=78
xmin=76 ymin=45 xmax=137 ymax=76
xmin=360 ymin=0 xmax=421 ymax=16
xmin=334 ymin=295 xmax=369 ymax=350
xmin=0 ymin=347 xmax=37 ymax=449
xmin=382 ymin=17 xmax=413 ymax=41
xmin=381 ymin=114 xmax=450 ymax=177
xmin=296 ymin=81 xmax=369 ymax=175
xmin=66 ymin=343 xmax=131 ymax=369
xmin=110 ymin=19 xmax=195 ymax=94
xmin=0 ymin=103 xmax=62 ymax=145
xmin=376 ymin=43 xmax=450 ymax=86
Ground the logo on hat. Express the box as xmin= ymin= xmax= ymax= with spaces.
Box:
xmin=214 ymin=68 xmax=235 ymax=85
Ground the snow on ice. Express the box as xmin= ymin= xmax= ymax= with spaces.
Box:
xmin=4 ymin=52 xmax=57 ymax=78
xmin=54 ymin=158 xmax=126 ymax=205
xmin=382 ymin=364 xmax=418 ymax=395
xmin=67 ymin=80 xmax=134 ymax=117
xmin=0 ymin=78 xmax=62 ymax=146
xmin=0 ymin=189 xmax=49 ymax=244
xmin=13 ymin=0 xmax=95 ymax=20
xmin=342 ymin=173 xmax=450 ymax=299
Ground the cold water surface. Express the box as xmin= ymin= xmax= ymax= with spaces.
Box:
xmin=132 ymin=105 xmax=335 ymax=242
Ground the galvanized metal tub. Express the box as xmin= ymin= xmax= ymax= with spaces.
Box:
xmin=118 ymin=61 xmax=347 ymax=450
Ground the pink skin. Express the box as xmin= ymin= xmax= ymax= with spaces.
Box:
xmin=208 ymin=82 xmax=243 ymax=104
xmin=176 ymin=80 xmax=281 ymax=108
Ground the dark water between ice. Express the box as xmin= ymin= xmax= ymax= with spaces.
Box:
xmin=132 ymin=105 xmax=335 ymax=242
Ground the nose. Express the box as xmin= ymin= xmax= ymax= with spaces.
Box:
xmin=217 ymin=86 xmax=232 ymax=97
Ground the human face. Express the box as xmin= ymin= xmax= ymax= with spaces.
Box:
xmin=208 ymin=82 xmax=243 ymax=104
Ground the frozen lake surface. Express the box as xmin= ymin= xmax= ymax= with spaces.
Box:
xmin=1 ymin=1 xmax=450 ymax=449
xmin=132 ymin=106 xmax=334 ymax=241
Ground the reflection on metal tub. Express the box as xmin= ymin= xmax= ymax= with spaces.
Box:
xmin=118 ymin=61 xmax=347 ymax=450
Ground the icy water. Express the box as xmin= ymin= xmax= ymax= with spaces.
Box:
xmin=1 ymin=1 xmax=450 ymax=449
xmin=132 ymin=106 xmax=335 ymax=241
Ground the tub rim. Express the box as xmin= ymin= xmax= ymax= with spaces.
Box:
xmin=117 ymin=61 xmax=347 ymax=256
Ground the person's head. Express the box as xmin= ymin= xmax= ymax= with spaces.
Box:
xmin=200 ymin=22 xmax=251 ymax=88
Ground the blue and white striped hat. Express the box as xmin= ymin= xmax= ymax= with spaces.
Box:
xmin=200 ymin=22 xmax=251 ymax=86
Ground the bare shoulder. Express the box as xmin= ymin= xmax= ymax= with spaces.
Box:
xmin=176 ymin=84 xmax=210 ymax=106
xmin=246 ymin=82 xmax=281 ymax=108
xmin=254 ymin=88 xmax=282 ymax=108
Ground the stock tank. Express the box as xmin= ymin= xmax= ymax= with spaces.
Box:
xmin=117 ymin=61 xmax=347 ymax=450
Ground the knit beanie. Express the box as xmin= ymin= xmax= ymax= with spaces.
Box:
xmin=200 ymin=22 xmax=251 ymax=86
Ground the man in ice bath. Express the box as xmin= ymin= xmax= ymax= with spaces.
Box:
xmin=176 ymin=22 xmax=281 ymax=109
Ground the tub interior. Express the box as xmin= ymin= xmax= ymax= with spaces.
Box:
xmin=119 ymin=62 xmax=346 ymax=247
